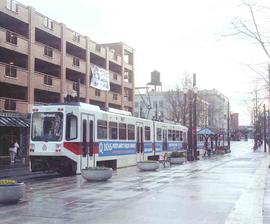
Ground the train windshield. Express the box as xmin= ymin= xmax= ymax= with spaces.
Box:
xmin=31 ymin=112 xmax=63 ymax=142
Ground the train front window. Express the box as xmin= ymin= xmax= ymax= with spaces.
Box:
xmin=31 ymin=112 xmax=63 ymax=141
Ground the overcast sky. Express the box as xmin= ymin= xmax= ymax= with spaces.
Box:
xmin=19 ymin=0 xmax=270 ymax=125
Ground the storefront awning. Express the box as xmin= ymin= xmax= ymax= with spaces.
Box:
xmin=0 ymin=116 xmax=30 ymax=128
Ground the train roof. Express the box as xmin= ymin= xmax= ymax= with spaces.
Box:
xmin=33 ymin=102 xmax=132 ymax=116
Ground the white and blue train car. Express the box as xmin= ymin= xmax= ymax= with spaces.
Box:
xmin=29 ymin=103 xmax=188 ymax=175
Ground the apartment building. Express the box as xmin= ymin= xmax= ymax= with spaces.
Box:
xmin=0 ymin=0 xmax=134 ymax=161
xmin=198 ymin=89 xmax=228 ymax=130
xmin=134 ymin=90 xmax=209 ymax=128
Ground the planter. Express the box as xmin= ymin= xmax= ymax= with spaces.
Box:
xmin=0 ymin=182 xmax=25 ymax=204
xmin=170 ymin=157 xmax=185 ymax=165
xmin=137 ymin=161 xmax=159 ymax=171
xmin=81 ymin=167 xmax=113 ymax=181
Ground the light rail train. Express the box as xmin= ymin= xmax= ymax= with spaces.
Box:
xmin=29 ymin=103 xmax=188 ymax=175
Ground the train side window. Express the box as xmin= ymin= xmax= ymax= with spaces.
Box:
xmin=157 ymin=128 xmax=162 ymax=141
xmin=109 ymin=122 xmax=118 ymax=140
xmin=128 ymin=124 xmax=135 ymax=140
xmin=168 ymin=130 xmax=172 ymax=141
xmin=180 ymin=131 xmax=183 ymax=141
xmin=97 ymin=120 xmax=107 ymax=139
xmin=175 ymin=131 xmax=180 ymax=141
xmin=145 ymin=126 xmax=151 ymax=141
xmin=66 ymin=113 xmax=77 ymax=140
xmin=119 ymin=123 xmax=127 ymax=140
xmin=172 ymin=130 xmax=176 ymax=141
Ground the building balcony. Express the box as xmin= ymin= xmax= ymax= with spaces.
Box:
xmin=65 ymin=28 xmax=87 ymax=49
xmin=0 ymin=62 xmax=28 ymax=87
xmin=123 ymin=80 xmax=133 ymax=89
xmin=109 ymin=72 xmax=122 ymax=86
xmin=33 ymin=72 xmax=61 ymax=93
xmin=0 ymin=1 xmax=29 ymax=24
xmin=108 ymin=51 xmax=122 ymax=65
xmin=0 ymin=28 xmax=28 ymax=55
xmin=66 ymin=54 xmax=86 ymax=74
xmin=89 ymin=41 xmax=106 ymax=58
xmin=123 ymin=99 xmax=133 ymax=108
xmin=0 ymin=97 xmax=28 ymax=113
xmin=34 ymin=42 xmax=61 ymax=65
xmin=66 ymin=80 xmax=86 ymax=99
xmin=34 ymin=12 xmax=61 ymax=38
xmin=124 ymin=62 xmax=133 ymax=71
xmin=89 ymin=87 xmax=106 ymax=102
xmin=108 ymin=92 xmax=121 ymax=105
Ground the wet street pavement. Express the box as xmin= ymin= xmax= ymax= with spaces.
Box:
xmin=1 ymin=140 xmax=269 ymax=224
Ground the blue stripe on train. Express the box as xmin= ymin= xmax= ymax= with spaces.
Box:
xmin=98 ymin=141 xmax=186 ymax=157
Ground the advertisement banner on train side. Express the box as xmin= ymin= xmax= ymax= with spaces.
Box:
xmin=98 ymin=142 xmax=136 ymax=156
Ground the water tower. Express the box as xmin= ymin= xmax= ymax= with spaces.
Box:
xmin=147 ymin=70 xmax=162 ymax=92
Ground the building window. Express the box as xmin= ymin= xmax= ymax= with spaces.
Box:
xmin=73 ymin=32 xmax=80 ymax=43
xmin=95 ymin=89 xmax=101 ymax=96
xmin=113 ymin=93 xmax=118 ymax=100
xmin=6 ymin=0 xmax=18 ymax=12
xmin=4 ymin=99 xmax=16 ymax=111
xmin=6 ymin=31 xmax=17 ymax=45
xmin=5 ymin=65 xmax=17 ymax=78
xmin=44 ymin=17 xmax=53 ymax=29
xmin=97 ymin=120 xmax=107 ymax=139
xmin=109 ymin=122 xmax=118 ymax=140
xmin=159 ymin=101 xmax=164 ymax=108
xmin=113 ymin=73 xmax=117 ymax=80
xmin=44 ymin=46 xmax=53 ymax=57
xmin=44 ymin=75 xmax=52 ymax=86
xmin=73 ymin=57 xmax=80 ymax=67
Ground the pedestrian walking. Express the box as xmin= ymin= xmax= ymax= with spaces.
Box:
xmin=9 ymin=140 xmax=19 ymax=165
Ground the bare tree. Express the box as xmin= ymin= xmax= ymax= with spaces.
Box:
xmin=165 ymin=85 xmax=184 ymax=123
xmin=165 ymin=73 xmax=208 ymax=127
xmin=228 ymin=1 xmax=270 ymax=103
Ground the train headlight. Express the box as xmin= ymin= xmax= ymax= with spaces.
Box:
xmin=30 ymin=144 xmax=35 ymax=152
xmin=55 ymin=144 xmax=62 ymax=152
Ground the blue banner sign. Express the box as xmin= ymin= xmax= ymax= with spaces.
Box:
xmin=167 ymin=142 xmax=183 ymax=151
xmin=144 ymin=142 xmax=153 ymax=153
xmin=98 ymin=141 xmax=136 ymax=156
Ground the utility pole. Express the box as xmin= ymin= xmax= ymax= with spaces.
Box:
xmin=183 ymin=91 xmax=186 ymax=126
xmin=227 ymin=100 xmax=230 ymax=150
xmin=188 ymin=90 xmax=193 ymax=161
xmin=192 ymin=73 xmax=198 ymax=160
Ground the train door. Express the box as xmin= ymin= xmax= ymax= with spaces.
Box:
xmin=136 ymin=122 xmax=144 ymax=161
xmin=81 ymin=114 xmax=95 ymax=170
xmin=162 ymin=127 xmax=168 ymax=151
